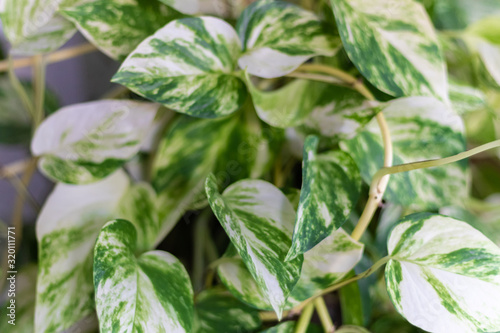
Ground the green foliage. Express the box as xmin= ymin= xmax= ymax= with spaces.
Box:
xmin=2 ymin=0 xmax=500 ymax=332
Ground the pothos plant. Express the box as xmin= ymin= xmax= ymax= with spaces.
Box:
xmin=1 ymin=0 xmax=500 ymax=332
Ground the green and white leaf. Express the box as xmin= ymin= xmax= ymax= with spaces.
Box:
xmin=205 ymin=175 xmax=303 ymax=317
xmin=330 ymin=0 xmax=449 ymax=102
xmin=94 ymin=219 xmax=193 ymax=333
xmin=62 ymin=0 xmax=183 ymax=60
xmin=476 ymin=40 xmax=500 ymax=86
xmin=237 ymin=0 xmax=339 ymax=78
xmin=432 ymin=0 xmax=500 ymax=30
xmin=158 ymin=0 xmax=199 ymax=14
xmin=113 ymin=16 xmax=246 ymax=118
xmin=193 ymin=289 xmax=261 ymax=333
xmin=286 ymin=136 xmax=361 ymax=260
xmin=0 ymin=265 xmax=37 ymax=333
xmin=218 ymin=228 xmax=363 ymax=310
xmin=152 ymin=114 xmax=279 ymax=244
xmin=341 ymin=96 xmax=468 ymax=209
xmin=116 ymin=182 xmax=160 ymax=252
xmin=35 ymin=170 xmax=130 ymax=333
xmin=31 ymin=100 xmax=158 ymax=184
xmin=385 ymin=213 xmax=500 ymax=333
xmin=448 ymin=80 xmax=487 ymax=114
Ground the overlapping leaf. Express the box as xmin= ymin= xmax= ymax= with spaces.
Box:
xmin=158 ymin=0 xmax=199 ymax=14
xmin=341 ymin=96 xmax=468 ymax=209
xmin=31 ymin=100 xmax=158 ymax=184
xmin=62 ymin=0 xmax=183 ymax=60
xmin=152 ymin=114 xmax=280 ymax=244
xmin=432 ymin=0 xmax=500 ymax=30
xmin=330 ymin=0 xmax=449 ymax=102
xmin=205 ymin=176 xmax=303 ymax=316
xmin=286 ymin=136 xmax=361 ymax=260
xmin=385 ymin=213 xmax=500 ymax=333
xmin=113 ymin=16 xmax=246 ymax=118
xmin=94 ymin=219 xmax=193 ymax=332
xmin=448 ymin=81 xmax=487 ymax=114
xmin=218 ymin=228 xmax=363 ymax=310
xmin=237 ymin=0 xmax=339 ymax=78
xmin=193 ymin=289 xmax=261 ymax=333
xmin=35 ymin=170 xmax=130 ymax=333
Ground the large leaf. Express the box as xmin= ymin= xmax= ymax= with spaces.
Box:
xmin=31 ymin=100 xmax=158 ymax=184
xmin=158 ymin=0 xmax=198 ymax=14
xmin=0 ymin=0 xmax=82 ymax=55
xmin=286 ymin=136 xmax=361 ymax=260
xmin=218 ymin=228 xmax=363 ymax=310
xmin=35 ymin=170 xmax=130 ymax=333
xmin=113 ymin=16 xmax=246 ymax=118
xmin=237 ymin=0 xmax=339 ymax=78
xmin=94 ymin=219 xmax=193 ymax=332
xmin=62 ymin=0 xmax=183 ymax=60
xmin=205 ymin=176 xmax=303 ymax=316
xmin=193 ymin=289 xmax=261 ymax=333
xmin=152 ymin=113 xmax=279 ymax=244
xmin=385 ymin=213 xmax=500 ymax=333
xmin=340 ymin=96 xmax=468 ymax=209
xmin=330 ymin=0 xmax=449 ymax=102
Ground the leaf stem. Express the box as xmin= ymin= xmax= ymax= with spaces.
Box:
xmin=33 ymin=54 xmax=46 ymax=129
xmin=294 ymin=303 xmax=315 ymax=333
xmin=314 ymin=297 xmax=335 ymax=332
xmin=8 ymin=55 xmax=35 ymax=117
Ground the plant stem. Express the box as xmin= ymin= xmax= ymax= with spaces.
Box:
xmin=369 ymin=139 xmax=500 ymax=197
xmin=294 ymin=303 xmax=315 ymax=333
xmin=33 ymin=54 xmax=46 ymax=129
xmin=314 ymin=297 xmax=335 ymax=332
xmin=193 ymin=211 xmax=209 ymax=290
xmin=8 ymin=55 xmax=35 ymax=117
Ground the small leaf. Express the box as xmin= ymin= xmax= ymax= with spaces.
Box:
xmin=94 ymin=219 xmax=194 ymax=332
xmin=287 ymin=136 xmax=361 ymax=260
xmin=385 ymin=213 xmax=500 ymax=333
xmin=341 ymin=96 xmax=468 ymax=209
xmin=35 ymin=170 xmax=130 ymax=333
xmin=477 ymin=40 xmax=500 ymax=86
xmin=330 ymin=0 xmax=449 ymax=102
xmin=113 ymin=16 xmax=246 ymax=118
xmin=194 ymin=289 xmax=261 ymax=333
xmin=448 ymin=80 xmax=487 ymax=114
xmin=237 ymin=0 xmax=339 ymax=78
xmin=62 ymin=0 xmax=183 ymax=60
xmin=31 ymin=100 xmax=158 ymax=184
xmin=218 ymin=228 xmax=363 ymax=310
xmin=205 ymin=175 xmax=303 ymax=317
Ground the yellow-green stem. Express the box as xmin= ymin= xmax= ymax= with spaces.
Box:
xmin=314 ymin=297 xmax=335 ymax=332
xmin=294 ymin=303 xmax=315 ymax=333
xmin=33 ymin=54 xmax=46 ymax=129
xmin=8 ymin=55 xmax=35 ymax=117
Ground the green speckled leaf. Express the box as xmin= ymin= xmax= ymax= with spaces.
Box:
xmin=218 ymin=228 xmax=363 ymax=310
xmin=340 ymin=96 xmax=468 ymax=209
xmin=286 ymin=136 xmax=361 ymax=260
xmin=152 ymin=113 xmax=280 ymax=244
xmin=193 ymin=289 xmax=261 ymax=333
xmin=330 ymin=0 xmax=448 ymax=102
xmin=158 ymin=0 xmax=198 ymax=14
xmin=94 ymin=219 xmax=193 ymax=333
xmin=477 ymin=41 xmax=500 ymax=86
xmin=237 ymin=0 xmax=339 ymax=78
xmin=35 ymin=170 xmax=130 ymax=333
xmin=113 ymin=16 xmax=246 ymax=118
xmin=385 ymin=213 xmax=500 ymax=333
xmin=0 ymin=265 xmax=37 ymax=333
xmin=205 ymin=175 xmax=303 ymax=317
xmin=448 ymin=80 xmax=487 ymax=114
xmin=116 ymin=182 xmax=159 ymax=252
xmin=62 ymin=0 xmax=183 ymax=60
xmin=31 ymin=100 xmax=158 ymax=184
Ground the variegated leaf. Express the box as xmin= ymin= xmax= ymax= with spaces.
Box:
xmin=113 ymin=16 xmax=246 ymax=118
xmin=35 ymin=170 xmax=130 ymax=333
xmin=152 ymin=114 xmax=279 ymax=244
xmin=286 ymin=136 xmax=361 ymax=260
xmin=218 ymin=228 xmax=363 ymax=310
xmin=448 ymin=80 xmax=487 ymax=114
xmin=0 ymin=0 xmax=84 ymax=55
xmin=193 ymin=289 xmax=261 ymax=333
xmin=205 ymin=175 xmax=303 ymax=317
xmin=432 ymin=0 xmax=500 ymax=30
xmin=477 ymin=41 xmax=500 ymax=86
xmin=94 ymin=219 xmax=194 ymax=332
xmin=116 ymin=182 xmax=160 ymax=252
xmin=158 ymin=0 xmax=199 ymax=14
xmin=237 ymin=0 xmax=339 ymax=78
xmin=340 ymin=96 xmax=468 ymax=209
xmin=31 ymin=100 xmax=158 ymax=184
xmin=62 ymin=0 xmax=183 ymax=60
xmin=260 ymin=321 xmax=322 ymax=332
xmin=330 ymin=0 xmax=449 ymax=102
xmin=385 ymin=213 xmax=500 ymax=333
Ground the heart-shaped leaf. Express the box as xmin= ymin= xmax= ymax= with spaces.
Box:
xmin=113 ymin=16 xmax=246 ymax=118
xmin=94 ymin=219 xmax=194 ymax=332
xmin=385 ymin=213 xmax=500 ymax=333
